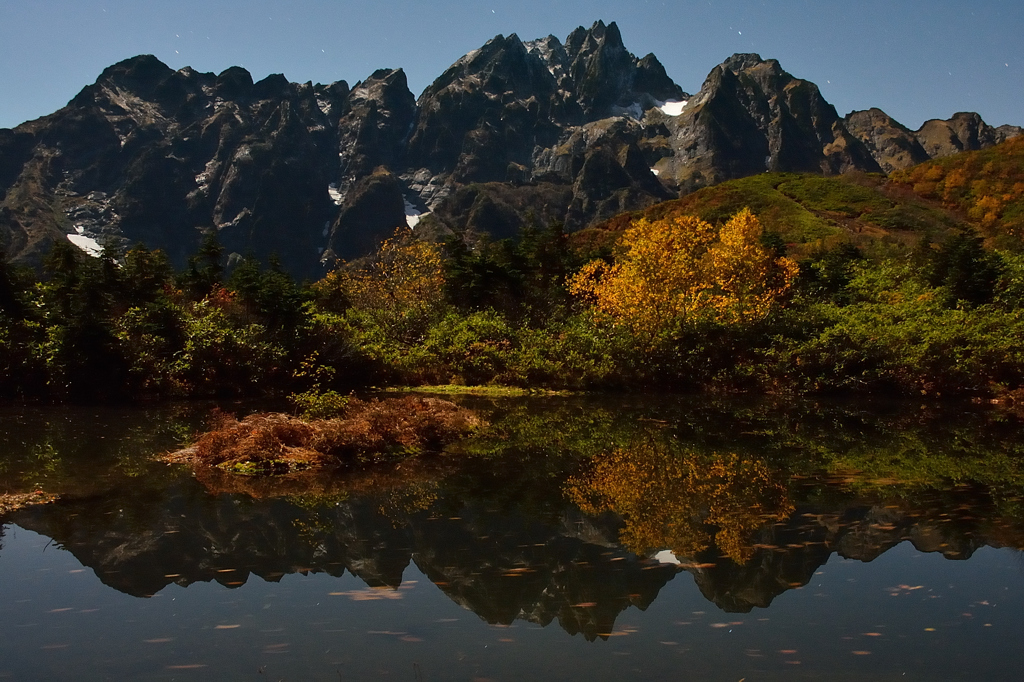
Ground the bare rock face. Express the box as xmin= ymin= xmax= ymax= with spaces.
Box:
xmin=914 ymin=111 xmax=1020 ymax=159
xmin=653 ymin=54 xmax=882 ymax=194
xmin=326 ymin=168 xmax=408 ymax=262
xmin=844 ymin=108 xmax=931 ymax=173
xmin=335 ymin=69 xmax=417 ymax=201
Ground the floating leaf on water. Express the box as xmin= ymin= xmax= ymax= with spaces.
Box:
xmin=862 ymin=632 xmax=883 ymax=637
xmin=214 ymin=625 xmax=240 ymax=630
xmin=144 ymin=638 xmax=173 ymax=643
xmin=851 ymin=651 xmax=872 ymax=655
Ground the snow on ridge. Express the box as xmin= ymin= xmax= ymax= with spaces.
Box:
xmin=657 ymin=100 xmax=688 ymax=116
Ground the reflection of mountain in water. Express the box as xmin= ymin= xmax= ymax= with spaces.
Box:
xmin=8 ymin=480 xmax=1024 ymax=631
xmin=688 ymin=495 xmax=1001 ymax=612
xmin=7 ymin=482 xmax=677 ymax=641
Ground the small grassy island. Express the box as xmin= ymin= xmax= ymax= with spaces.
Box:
xmin=163 ymin=396 xmax=482 ymax=475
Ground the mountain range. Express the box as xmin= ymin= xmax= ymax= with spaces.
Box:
xmin=1 ymin=20 xmax=1019 ymax=277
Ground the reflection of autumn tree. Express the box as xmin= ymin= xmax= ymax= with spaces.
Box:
xmin=566 ymin=444 xmax=793 ymax=564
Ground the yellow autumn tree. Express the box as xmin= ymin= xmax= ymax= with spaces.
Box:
xmin=315 ymin=227 xmax=444 ymax=319
xmin=569 ymin=214 xmax=717 ymax=342
xmin=569 ymin=209 xmax=797 ymax=341
xmin=706 ymin=208 xmax=800 ymax=324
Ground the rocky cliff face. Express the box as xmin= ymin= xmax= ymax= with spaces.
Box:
xmin=844 ymin=108 xmax=931 ymax=173
xmin=1 ymin=21 xmax=1018 ymax=274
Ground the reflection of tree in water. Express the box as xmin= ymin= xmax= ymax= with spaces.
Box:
xmin=567 ymin=443 xmax=793 ymax=563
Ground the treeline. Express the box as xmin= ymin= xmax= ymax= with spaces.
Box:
xmin=2 ymin=209 xmax=1024 ymax=402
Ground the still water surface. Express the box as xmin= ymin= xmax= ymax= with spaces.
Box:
xmin=0 ymin=397 xmax=1022 ymax=680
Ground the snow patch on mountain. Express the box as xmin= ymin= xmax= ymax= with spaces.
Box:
xmin=658 ymin=100 xmax=688 ymax=116
xmin=68 ymin=228 xmax=103 ymax=257
xmin=404 ymin=198 xmax=425 ymax=228
xmin=328 ymin=184 xmax=343 ymax=205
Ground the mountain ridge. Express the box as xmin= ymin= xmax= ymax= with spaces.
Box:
xmin=1 ymin=20 xmax=1019 ymax=276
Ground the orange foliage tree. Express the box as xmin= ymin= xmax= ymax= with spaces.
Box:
xmin=569 ymin=208 xmax=797 ymax=342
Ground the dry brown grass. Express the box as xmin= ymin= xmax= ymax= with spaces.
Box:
xmin=164 ymin=396 xmax=483 ymax=474
xmin=0 ymin=491 xmax=58 ymax=515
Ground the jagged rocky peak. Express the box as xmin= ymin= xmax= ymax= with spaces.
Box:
xmin=426 ymin=32 xmax=557 ymax=100
xmin=565 ymin=20 xmax=686 ymax=117
xmin=214 ymin=65 xmax=255 ymax=99
xmin=525 ymin=35 xmax=573 ymax=89
xmin=405 ymin=32 xmax=567 ymax=189
xmin=348 ymin=68 xmax=413 ymax=111
xmin=653 ymin=51 xmax=881 ymax=194
xmin=844 ymin=108 xmax=930 ymax=173
xmin=634 ymin=53 xmax=683 ymax=103
xmin=915 ymin=111 xmax=1020 ymax=159
xmin=720 ymin=52 xmax=777 ymax=74
xmin=92 ymin=54 xmax=177 ymax=96
xmin=335 ymin=68 xmax=416 ymax=193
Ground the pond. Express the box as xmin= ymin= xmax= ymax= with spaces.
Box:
xmin=0 ymin=395 xmax=1023 ymax=680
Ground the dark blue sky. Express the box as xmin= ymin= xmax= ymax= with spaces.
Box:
xmin=2 ymin=0 xmax=1021 ymax=131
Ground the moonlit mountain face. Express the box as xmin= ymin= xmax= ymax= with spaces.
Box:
xmin=0 ymin=21 xmax=1018 ymax=276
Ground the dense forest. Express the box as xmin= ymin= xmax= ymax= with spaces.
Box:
xmin=3 ymin=140 xmax=1024 ymax=404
